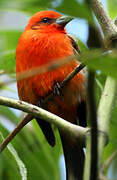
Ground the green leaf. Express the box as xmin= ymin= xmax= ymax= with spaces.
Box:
xmin=2 ymin=0 xmax=92 ymax=21
xmin=74 ymin=37 xmax=88 ymax=52
xmin=82 ymin=50 xmax=117 ymax=79
xmin=0 ymin=50 xmax=15 ymax=73
xmin=103 ymin=100 xmax=117 ymax=177
xmin=0 ymin=30 xmax=22 ymax=73
xmin=107 ymin=0 xmax=117 ymax=19
xmin=0 ymin=30 xmax=22 ymax=51
xmin=7 ymin=143 xmax=27 ymax=180
xmin=0 ymin=106 xmax=19 ymax=124
xmin=0 ymin=117 xmax=61 ymax=180
xmin=0 ymin=132 xmax=27 ymax=180
xmin=54 ymin=0 xmax=92 ymax=22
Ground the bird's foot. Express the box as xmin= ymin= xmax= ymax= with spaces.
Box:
xmin=37 ymin=99 xmax=45 ymax=107
xmin=53 ymin=82 xmax=64 ymax=101
xmin=53 ymin=82 xmax=62 ymax=96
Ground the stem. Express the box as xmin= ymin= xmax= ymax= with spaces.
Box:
xmin=97 ymin=76 xmax=117 ymax=168
xmin=0 ymin=114 xmax=33 ymax=153
xmin=83 ymin=71 xmax=98 ymax=180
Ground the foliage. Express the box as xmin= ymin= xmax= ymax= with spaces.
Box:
xmin=0 ymin=0 xmax=117 ymax=179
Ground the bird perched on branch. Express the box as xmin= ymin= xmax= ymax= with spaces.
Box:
xmin=16 ymin=10 xmax=87 ymax=180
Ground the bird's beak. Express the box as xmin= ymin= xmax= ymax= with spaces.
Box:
xmin=56 ymin=15 xmax=74 ymax=27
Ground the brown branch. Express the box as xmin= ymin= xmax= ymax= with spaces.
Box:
xmin=91 ymin=0 xmax=117 ymax=46
xmin=43 ymin=63 xmax=85 ymax=104
xmin=0 ymin=114 xmax=32 ymax=153
xmin=101 ymin=150 xmax=117 ymax=174
xmin=0 ymin=96 xmax=88 ymax=153
xmin=88 ymin=71 xmax=98 ymax=180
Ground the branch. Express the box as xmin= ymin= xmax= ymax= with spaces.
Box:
xmin=97 ymin=77 xmax=117 ymax=171
xmin=88 ymin=71 xmax=98 ymax=180
xmin=101 ymin=150 xmax=117 ymax=174
xmin=0 ymin=96 xmax=88 ymax=153
xmin=92 ymin=0 xmax=117 ymax=44
xmin=99 ymin=150 xmax=117 ymax=180
xmin=83 ymin=1 xmax=102 ymax=179
xmin=43 ymin=62 xmax=85 ymax=104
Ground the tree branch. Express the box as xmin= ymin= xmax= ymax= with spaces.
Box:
xmin=0 ymin=96 xmax=88 ymax=153
xmin=88 ymin=71 xmax=98 ymax=180
xmin=96 ymin=77 xmax=117 ymax=178
xmin=92 ymin=0 xmax=117 ymax=44
xmin=101 ymin=150 xmax=117 ymax=175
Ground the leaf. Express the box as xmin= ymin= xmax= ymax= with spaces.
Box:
xmin=0 ymin=132 xmax=27 ymax=180
xmin=74 ymin=37 xmax=88 ymax=52
xmin=107 ymin=0 xmax=117 ymax=19
xmin=82 ymin=50 xmax=117 ymax=79
xmin=103 ymin=99 xmax=117 ymax=177
xmin=0 ymin=30 xmax=22 ymax=51
xmin=54 ymin=0 xmax=92 ymax=22
xmin=0 ymin=116 xmax=62 ymax=180
xmin=3 ymin=0 xmax=93 ymax=21
xmin=0 ymin=50 xmax=15 ymax=73
xmin=0 ymin=106 xmax=19 ymax=124
xmin=0 ymin=30 xmax=22 ymax=73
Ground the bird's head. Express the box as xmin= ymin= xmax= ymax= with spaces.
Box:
xmin=24 ymin=10 xmax=73 ymax=33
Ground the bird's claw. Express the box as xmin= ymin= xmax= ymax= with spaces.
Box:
xmin=53 ymin=82 xmax=64 ymax=101
xmin=37 ymin=99 xmax=44 ymax=107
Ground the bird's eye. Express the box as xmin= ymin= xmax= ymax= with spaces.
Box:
xmin=41 ymin=18 xmax=50 ymax=23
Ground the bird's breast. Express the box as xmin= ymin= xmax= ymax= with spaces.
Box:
xmin=16 ymin=30 xmax=86 ymax=110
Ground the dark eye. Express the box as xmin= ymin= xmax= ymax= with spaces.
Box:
xmin=41 ymin=18 xmax=50 ymax=23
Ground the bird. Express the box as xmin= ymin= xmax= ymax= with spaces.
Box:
xmin=16 ymin=10 xmax=87 ymax=180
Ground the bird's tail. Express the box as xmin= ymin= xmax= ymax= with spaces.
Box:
xmin=36 ymin=118 xmax=56 ymax=147
xmin=60 ymin=133 xmax=85 ymax=180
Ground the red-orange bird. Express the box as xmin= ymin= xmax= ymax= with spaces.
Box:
xmin=16 ymin=10 xmax=87 ymax=180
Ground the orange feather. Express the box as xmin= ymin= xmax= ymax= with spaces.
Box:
xmin=16 ymin=10 xmax=87 ymax=180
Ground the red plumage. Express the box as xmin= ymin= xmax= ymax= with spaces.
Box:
xmin=16 ymin=10 xmax=87 ymax=180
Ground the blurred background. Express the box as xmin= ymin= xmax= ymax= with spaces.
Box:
xmin=0 ymin=0 xmax=117 ymax=180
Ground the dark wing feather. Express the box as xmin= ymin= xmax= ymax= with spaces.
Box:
xmin=68 ymin=35 xmax=81 ymax=54
xmin=68 ymin=35 xmax=87 ymax=127
xmin=36 ymin=118 xmax=56 ymax=146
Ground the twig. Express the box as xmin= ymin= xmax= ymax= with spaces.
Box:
xmin=43 ymin=63 xmax=85 ymax=104
xmin=101 ymin=150 xmax=117 ymax=174
xmin=0 ymin=96 xmax=88 ymax=153
xmin=99 ymin=174 xmax=110 ymax=180
xmin=95 ymin=78 xmax=103 ymax=92
xmin=0 ymin=114 xmax=33 ymax=153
